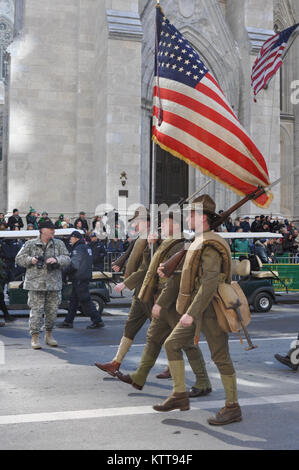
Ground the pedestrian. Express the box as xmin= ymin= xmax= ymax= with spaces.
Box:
xmin=26 ymin=207 xmax=39 ymax=230
xmin=38 ymin=212 xmax=52 ymax=228
xmin=251 ymin=216 xmax=261 ymax=232
xmin=115 ymin=212 xmax=212 ymax=397
xmin=55 ymin=214 xmax=65 ymax=229
xmin=74 ymin=219 xmax=86 ymax=233
xmin=95 ymin=207 xmax=154 ymax=376
xmin=231 ymin=228 xmax=251 ymax=256
xmin=57 ymin=231 xmax=104 ymax=329
xmin=0 ymin=213 xmax=7 ymax=229
xmin=0 ymin=257 xmax=15 ymax=323
xmin=0 ymin=236 xmax=24 ymax=281
xmin=74 ymin=211 xmax=89 ymax=232
xmin=153 ymin=195 xmax=242 ymax=425
xmin=7 ymin=209 xmax=24 ymax=230
xmin=253 ymin=239 xmax=269 ymax=263
xmin=107 ymin=238 xmax=124 ymax=254
xmin=89 ymin=233 xmax=106 ymax=271
xmin=64 ymin=216 xmax=74 ymax=229
xmin=240 ymin=216 xmax=251 ymax=232
xmin=15 ymin=220 xmax=71 ymax=349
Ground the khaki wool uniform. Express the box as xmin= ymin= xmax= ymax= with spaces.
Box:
xmin=164 ymin=232 xmax=238 ymax=404
xmin=129 ymin=237 xmax=211 ymax=390
xmin=112 ymin=238 xmax=153 ymax=364
xmin=15 ymin=237 xmax=71 ymax=335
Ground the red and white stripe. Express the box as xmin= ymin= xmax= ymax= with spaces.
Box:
xmin=251 ymin=34 xmax=285 ymax=96
xmin=153 ymin=72 xmax=272 ymax=207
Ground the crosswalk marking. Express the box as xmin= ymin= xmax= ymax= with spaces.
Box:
xmin=1 ymin=393 xmax=299 ymax=426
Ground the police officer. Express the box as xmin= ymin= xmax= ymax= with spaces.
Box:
xmin=15 ymin=219 xmax=71 ymax=349
xmin=57 ymin=231 xmax=105 ymax=329
xmin=89 ymin=232 xmax=107 ymax=271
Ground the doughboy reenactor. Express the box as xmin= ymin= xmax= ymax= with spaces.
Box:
xmin=115 ymin=211 xmax=212 ymax=396
xmin=94 ymin=206 xmax=155 ymax=376
xmin=15 ymin=220 xmax=71 ymax=349
xmin=153 ymin=195 xmax=242 ymax=425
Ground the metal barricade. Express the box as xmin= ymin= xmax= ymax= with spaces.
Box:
xmin=104 ymin=252 xmax=123 ymax=272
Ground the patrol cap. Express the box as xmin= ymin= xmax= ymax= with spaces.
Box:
xmin=90 ymin=232 xmax=98 ymax=238
xmin=39 ymin=220 xmax=55 ymax=230
xmin=69 ymin=230 xmax=83 ymax=240
xmin=128 ymin=206 xmax=150 ymax=223
xmin=186 ymin=194 xmax=217 ymax=216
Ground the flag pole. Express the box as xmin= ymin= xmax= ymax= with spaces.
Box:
xmin=150 ymin=0 xmax=160 ymax=257
xmin=282 ymin=29 xmax=299 ymax=61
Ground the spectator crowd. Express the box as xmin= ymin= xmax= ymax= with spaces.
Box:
xmin=1 ymin=207 xmax=299 ymax=289
xmin=219 ymin=214 xmax=299 ymax=263
xmin=0 ymin=207 xmax=136 ymax=290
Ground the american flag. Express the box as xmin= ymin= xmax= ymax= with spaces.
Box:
xmin=251 ymin=23 xmax=299 ymax=99
xmin=153 ymin=7 xmax=273 ymax=208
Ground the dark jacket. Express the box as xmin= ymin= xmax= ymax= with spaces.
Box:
xmin=7 ymin=215 xmax=24 ymax=230
xmin=254 ymin=241 xmax=268 ymax=263
xmin=240 ymin=221 xmax=251 ymax=232
xmin=74 ymin=217 xmax=89 ymax=232
xmin=107 ymin=239 xmax=124 ymax=253
xmin=67 ymin=239 xmax=93 ymax=281
xmin=251 ymin=220 xmax=261 ymax=232
xmin=282 ymin=235 xmax=297 ymax=253
xmin=89 ymin=240 xmax=106 ymax=271
xmin=26 ymin=214 xmax=39 ymax=229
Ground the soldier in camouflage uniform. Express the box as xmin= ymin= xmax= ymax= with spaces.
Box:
xmin=15 ymin=220 xmax=71 ymax=349
xmin=0 ymin=258 xmax=9 ymax=326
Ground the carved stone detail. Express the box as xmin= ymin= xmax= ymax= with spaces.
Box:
xmin=178 ymin=0 xmax=195 ymax=18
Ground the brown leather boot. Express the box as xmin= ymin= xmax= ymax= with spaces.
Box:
xmin=115 ymin=371 xmax=143 ymax=390
xmin=156 ymin=366 xmax=171 ymax=379
xmin=94 ymin=360 xmax=121 ymax=377
xmin=208 ymin=403 xmax=242 ymax=426
xmin=153 ymin=392 xmax=190 ymax=412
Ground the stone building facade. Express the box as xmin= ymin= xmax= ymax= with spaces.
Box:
xmin=0 ymin=0 xmax=298 ymax=221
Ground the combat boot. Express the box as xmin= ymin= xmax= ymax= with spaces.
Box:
xmin=45 ymin=331 xmax=58 ymax=347
xmin=31 ymin=333 xmax=41 ymax=350
xmin=153 ymin=392 xmax=190 ymax=412
xmin=208 ymin=403 xmax=242 ymax=426
xmin=156 ymin=366 xmax=171 ymax=379
xmin=94 ymin=360 xmax=121 ymax=377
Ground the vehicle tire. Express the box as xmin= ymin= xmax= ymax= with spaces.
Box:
xmin=253 ymin=292 xmax=273 ymax=312
xmin=91 ymin=295 xmax=104 ymax=315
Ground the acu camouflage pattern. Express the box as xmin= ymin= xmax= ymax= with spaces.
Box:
xmin=16 ymin=237 xmax=70 ymax=291
xmin=28 ymin=290 xmax=61 ymax=335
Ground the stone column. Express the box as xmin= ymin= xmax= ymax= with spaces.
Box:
xmin=292 ymin=1 xmax=299 ymax=220
xmin=244 ymin=0 xmax=281 ymax=216
xmin=104 ymin=0 xmax=142 ymax=215
xmin=7 ymin=0 xmax=80 ymax=217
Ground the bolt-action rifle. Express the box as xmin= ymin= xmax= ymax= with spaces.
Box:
xmin=161 ymin=186 xmax=269 ymax=277
xmin=112 ymin=182 xmax=211 ymax=273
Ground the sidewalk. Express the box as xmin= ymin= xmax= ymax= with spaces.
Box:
xmin=1 ymin=289 xmax=133 ymax=319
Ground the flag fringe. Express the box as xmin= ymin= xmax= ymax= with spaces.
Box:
xmin=152 ymin=135 xmax=274 ymax=209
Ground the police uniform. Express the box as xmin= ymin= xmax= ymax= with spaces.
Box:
xmin=59 ymin=231 xmax=104 ymax=328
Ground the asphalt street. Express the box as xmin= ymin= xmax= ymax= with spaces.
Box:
xmin=0 ymin=303 xmax=298 ymax=451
